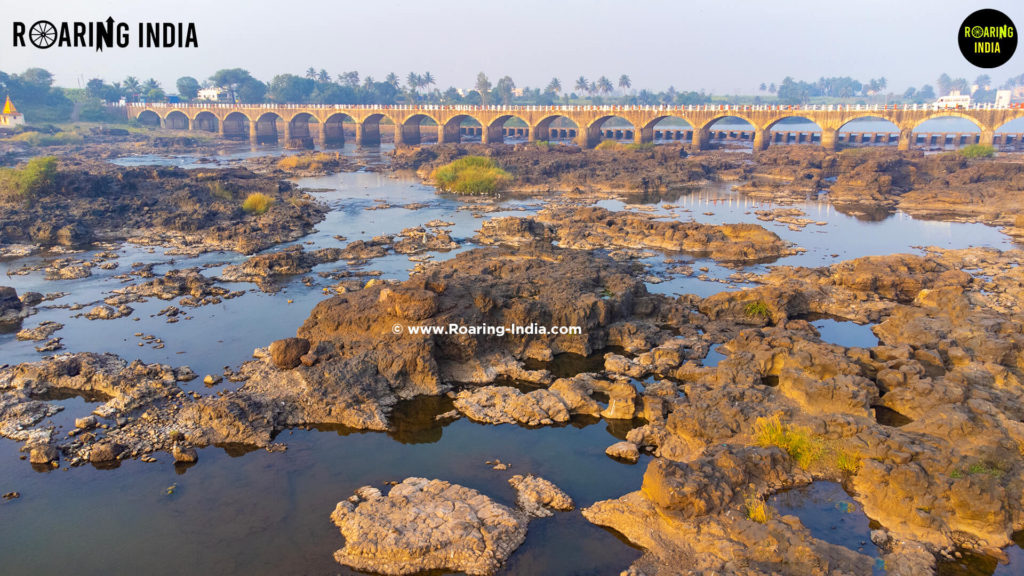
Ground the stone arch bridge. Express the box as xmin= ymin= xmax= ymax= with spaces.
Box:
xmin=127 ymin=103 xmax=1024 ymax=151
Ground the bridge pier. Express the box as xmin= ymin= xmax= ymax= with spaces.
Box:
xmin=752 ymin=128 xmax=770 ymax=151
xmin=533 ymin=124 xmax=550 ymax=142
xmin=249 ymin=121 xmax=259 ymax=145
xmin=690 ymin=127 xmax=708 ymax=151
xmin=577 ymin=125 xmax=599 ymax=148
xmin=281 ymin=122 xmax=296 ymax=149
xmin=634 ymin=125 xmax=654 ymax=145
xmin=321 ymin=121 xmax=345 ymax=148
xmin=897 ymin=128 xmax=913 ymax=151
xmin=356 ymin=122 xmax=381 ymax=147
xmin=820 ymin=128 xmax=837 ymax=151
xmin=438 ymin=122 xmax=461 ymax=144
xmin=979 ymin=130 xmax=995 ymax=147
xmin=394 ymin=122 xmax=421 ymax=146
xmin=482 ymin=124 xmax=503 ymax=145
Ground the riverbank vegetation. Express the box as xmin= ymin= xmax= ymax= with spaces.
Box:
xmin=0 ymin=156 xmax=57 ymax=201
xmin=431 ymin=156 xmax=512 ymax=195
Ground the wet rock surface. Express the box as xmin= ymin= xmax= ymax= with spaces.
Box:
xmin=5 ymin=140 xmax=1024 ymax=574
xmin=476 ymin=206 xmax=800 ymax=263
xmin=508 ymin=474 xmax=574 ymax=518
xmin=0 ymin=157 xmax=326 ymax=254
xmin=330 ymin=478 xmax=529 ymax=576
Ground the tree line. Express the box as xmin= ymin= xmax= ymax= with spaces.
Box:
xmin=80 ymin=68 xmax=709 ymax=107
xmin=763 ymin=73 xmax=1021 ymax=105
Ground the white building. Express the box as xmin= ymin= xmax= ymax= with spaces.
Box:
xmin=197 ymin=87 xmax=229 ymax=102
xmin=995 ymin=90 xmax=1012 ymax=108
xmin=934 ymin=90 xmax=971 ymax=108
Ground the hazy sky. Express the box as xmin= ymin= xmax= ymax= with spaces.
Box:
xmin=1 ymin=0 xmax=1020 ymax=94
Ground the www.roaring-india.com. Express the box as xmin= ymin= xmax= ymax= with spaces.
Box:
xmin=395 ymin=323 xmax=582 ymax=336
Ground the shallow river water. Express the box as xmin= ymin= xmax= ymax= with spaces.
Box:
xmin=0 ymin=143 xmax=1020 ymax=575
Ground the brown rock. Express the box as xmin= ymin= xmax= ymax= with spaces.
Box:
xmin=269 ymin=337 xmax=311 ymax=370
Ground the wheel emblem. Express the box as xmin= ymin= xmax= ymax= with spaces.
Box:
xmin=29 ymin=21 xmax=57 ymax=49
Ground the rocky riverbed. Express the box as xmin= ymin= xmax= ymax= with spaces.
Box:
xmin=1 ymin=138 xmax=1024 ymax=576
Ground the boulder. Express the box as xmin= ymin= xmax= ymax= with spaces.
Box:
xmin=330 ymin=477 xmax=528 ymax=576
xmin=269 ymin=337 xmax=311 ymax=370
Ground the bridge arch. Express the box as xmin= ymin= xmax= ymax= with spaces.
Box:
xmin=322 ymin=112 xmax=355 ymax=147
xmin=485 ymin=114 xmax=531 ymax=144
xmin=164 ymin=110 xmax=190 ymax=130
xmin=284 ymin=112 xmax=319 ymax=149
xmin=253 ymin=112 xmax=284 ymax=145
xmin=693 ymin=115 xmax=757 ymax=150
xmin=995 ymin=116 xmax=1024 ymax=132
xmin=911 ymin=114 xmax=983 ymax=150
xmin=765 ymin=115 xmax=822 ymax=147
xmin=586 ymin=115 xmax=636 ymax=147
xmin=534 ymin=115 xmax=580 ymax=145
xmin=355 ymin=112 xmax=390 ymax=147
xmin=641 ymin=115 xmax=693 ymax=144
xmin=136 ymin=109 xmax=161 ymax=127
xmin=396 ymin=113 xmax=439 ymax=146
xmin=837 ymin=116 xmax=899 ymax=148
xmin=221 ymin=111 xmax=250 ymax=140
xmin=442 ymin=114 xmax=482 ymax=144
xmin=193 ymin=111 xmax=219 ymax=133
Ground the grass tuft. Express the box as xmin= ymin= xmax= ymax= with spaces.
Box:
xmin=745 ymin=493 xmax=771 ymax=523
xmin=744 ymin=300 xmax=772 ymax=320
xmin=754 ymin=415 xmax=824 ymax=469
xmin=277 ymin=152 xmax=338 ymax=172
xmin=242 ymin=192 xmax=274 ymax=214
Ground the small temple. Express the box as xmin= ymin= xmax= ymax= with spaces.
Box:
xmin=1 ymin=96 xmax=25 ymax=127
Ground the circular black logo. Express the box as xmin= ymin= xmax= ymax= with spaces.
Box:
xmin=959 ymin=9 xmax=1017 ymax=68
xmin=29 ymin=20 xmax=57 ymax=49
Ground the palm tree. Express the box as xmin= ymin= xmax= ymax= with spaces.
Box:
xmin=317 ymin=69 xmax=331 ymax=83
xmin=385 ymin=73 xmax=400 ymax=89
xmin=423 ymin=71 xmax=435 ymax=90
xmin=546 ymin=78 xmax=561 ymax=94
xmin=305 ymin=67 xmax=317 ymax=80
xmin=597 ymin=76 xmax=613 ymax=95
xmin=759 ymin=82 xmax=767 ymax=92
xmin=618 ymin=74 xmax=631 ymax=94
xmin=123 ymin=76 xmax=141 ymax=101
xmin=475 ymin=72 xmax=492 ymax=105
xmin=575 ymin=76 xmax=589 ymax=95
xmin=142 ymin=78 xmax=161 ymax=92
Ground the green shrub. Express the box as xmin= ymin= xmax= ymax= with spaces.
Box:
xmin=534 ymin=140 xmax=550 ymax=151
xmin=959 ymin=144 xmax=994 ymax=159
xmin=242 ymin=192 xmax=274 ymax=214
xmin=595 ymin=139 xmax=621 ymax=150
xmin=744 ymin=300 xmax=772 ymax=320
xmin=431 ymin=156 xmax=512 ymax=195
xmin=0 ymin=156 xmax=58 ymax=200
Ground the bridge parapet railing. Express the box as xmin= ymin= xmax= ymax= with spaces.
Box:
xmin=123 ymin=102 xmax=1019 ymax=114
